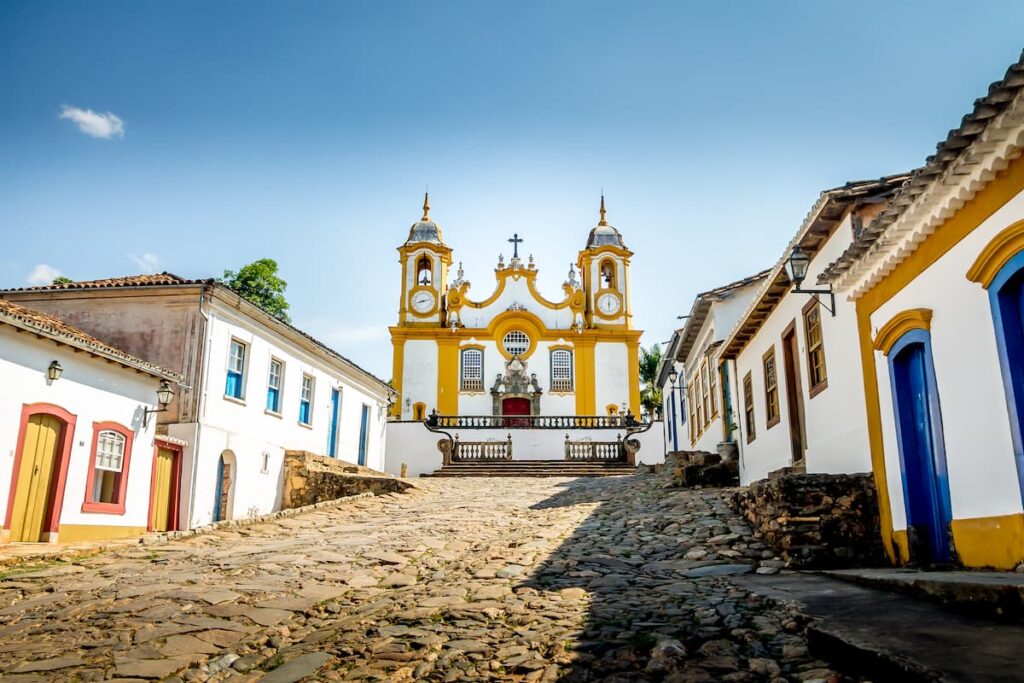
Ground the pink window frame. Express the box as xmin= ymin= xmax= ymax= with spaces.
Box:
xmin=81 ymin=421 xmax=134 ymax=515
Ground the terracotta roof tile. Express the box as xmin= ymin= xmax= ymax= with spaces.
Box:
xmin=9 ymin=272 xmax=214 ymax=292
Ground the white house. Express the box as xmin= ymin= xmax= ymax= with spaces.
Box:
xmin=658 ymin=272 xmax=769 ymax=458
xmin=719 ymin=175 xmax=910 ymax=485
xmin=820 ymin=52 xmax=1024 ymax=569
xmin=0 ymin=299 xmax=183 ymax=543
xmin=2 ymin=274 xmax=393 ymax=529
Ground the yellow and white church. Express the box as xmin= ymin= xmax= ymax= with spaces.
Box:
xmin=390 ymin=195 xmax=642 ymax=420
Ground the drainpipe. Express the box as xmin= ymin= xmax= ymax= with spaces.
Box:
xmin=186 ymin=287 xmax=214 ymax=528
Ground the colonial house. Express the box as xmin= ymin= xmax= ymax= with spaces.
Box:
xmin=657 ymin=271 xmax=769 ymax=457
xmin=820 ymin=52 xmax=1024 ymax=570
xmin=719 ymin=175 xmax=910 ymax=485
xmin=0 ymin=299 xmax=183 ymax=543
xmin=2 ymin=274 xmax=393 ymax=529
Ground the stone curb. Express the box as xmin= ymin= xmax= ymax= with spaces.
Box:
xmin=0 ymin=489 xmax=399 ymax=571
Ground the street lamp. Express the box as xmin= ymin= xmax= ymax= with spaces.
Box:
xmin=785 ymin=245 xmax=836 ymax=316
xmin=47 ymin=360 xmax=63 ymax=383
xmin=143 ymin=380 xmax=175 ymax=427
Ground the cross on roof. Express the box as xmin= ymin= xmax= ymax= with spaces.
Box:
xmin=508 ymin=233 xmax=524 ymax=259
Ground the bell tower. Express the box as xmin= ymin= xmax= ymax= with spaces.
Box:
xmin=397 ymin=193 xmax=452 ymax=327
xmin=578 ymin=195 xmax=632 ymax=328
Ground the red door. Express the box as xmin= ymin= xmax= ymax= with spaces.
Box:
xmin=502 ymin=397 xmax=531 ymax=427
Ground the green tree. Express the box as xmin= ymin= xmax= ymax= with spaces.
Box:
xmin=222 ymin=258 xmax=291 ymax=323
xmin=639 ymin=343 xmax=663 ymax=420
xmin=52 ymin=275 xmax=73 ymax=285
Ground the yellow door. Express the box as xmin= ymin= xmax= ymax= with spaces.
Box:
xmin=9 ymin=414 xmax=62 ymax=542
xmin=150 ymin=447 xmax=175 ymax=532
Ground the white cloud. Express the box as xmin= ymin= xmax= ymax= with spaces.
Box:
xmin=26 ymin=264 xmax=63 ymax=285
xmin=58 ymin=105 xmax=125 ymax=139
xmin=130 ymin=252 xmax=160 ymax=273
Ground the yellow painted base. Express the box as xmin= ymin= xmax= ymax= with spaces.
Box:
xmin=950 ymin=513 xmax=1024 ymax=570
xmin=52 ymin=524 xmax=148 ymax=544
xmin=891 ymin=529 xmax=910 ymax=564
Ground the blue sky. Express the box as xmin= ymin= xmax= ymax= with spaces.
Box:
xmin=2 ymin=2 xmax=1023 ymax=378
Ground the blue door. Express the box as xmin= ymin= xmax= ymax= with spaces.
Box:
xmin=989 ymin=255 xmax=1024 ymax=500
xmin=889 ymin=330 xmax=952 ymax=564
xmin=358 ymin=404 xmax=370 ymax=466
xmin=327 ymin=388 xmax=340 ymax=458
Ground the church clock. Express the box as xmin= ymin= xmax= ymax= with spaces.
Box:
xmin=596 ymin=292 xmax=622 ymax=317
xmin=410 ymin=288 xmax=438 ymax=316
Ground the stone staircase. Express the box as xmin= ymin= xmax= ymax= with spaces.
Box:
xmin=424 ymin=459 xmax=635 ymax=477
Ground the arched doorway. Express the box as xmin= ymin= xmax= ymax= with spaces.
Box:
xmin=213 ymin=450 xmax=236 ymax=523
xmin=5 ymin=404 xmax=75 ymax=543
xmin=888 ymin=330 xmax=952 ymax=564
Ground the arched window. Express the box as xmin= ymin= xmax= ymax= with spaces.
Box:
xmin=413 ymin=402 xmax=427 ymax=421
xmin=82 ymin=423 xmax=134 ymax=514
xmin=416 ymin=255 xmax=433 ymax=286
xmin=550 ymin=349 xmax=573 ymax=391
xmin=461 ymin=349 xmax=484 ymax=392
xmin=503 ymin=330 xmax=529 ymax=357
xmin=600 ymin=260 xmax=616 ymax=289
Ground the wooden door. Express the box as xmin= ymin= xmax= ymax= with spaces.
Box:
xmin=150 ymin=447 xmax=177 ymax=532
xmin=9 ymin=414 xmax=62 ymax=542
xmin=782 ymin=324 xmax=807 ymax=465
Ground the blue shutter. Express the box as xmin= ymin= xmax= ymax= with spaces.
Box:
xmin=225 ymin=371 xmax=242 ymax=398
xmin=358 ymin=405 xmax=370 ymax=466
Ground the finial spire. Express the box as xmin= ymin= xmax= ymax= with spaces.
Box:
xmin=422 ymin=192 xmax=430 ymax=220
xmin=599 ymin=193 xmax=607 ymax=226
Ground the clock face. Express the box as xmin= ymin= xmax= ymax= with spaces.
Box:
xmin=410 ymin=290 xmax=437 ymax=314
xmin=597 ymin=292 xmax=621 ymax=316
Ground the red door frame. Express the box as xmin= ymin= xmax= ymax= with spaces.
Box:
xmin=147 ymin=439 xmax=183 ymax=532
xmin=3 ymin=403 xmax=77 ymax=539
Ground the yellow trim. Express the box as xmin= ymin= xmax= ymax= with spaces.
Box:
xmin=966 ymin=218 xmax=1024 ymax=288
xmin=489 ymin=311 xmax=544 ymax=360
xmin=855 ymin=153 xmax=1024 ymax=563
xmin=950 ymin=513 xmax=1024 ymax=569
xmin=55 ymin=524 xmax=147 ymax=543
xmin=412 ymin=402 xmax=426 ymax=421
xmin=437 ymin=338 xmax=459 ymax=415
xmin=574 ymin=338 xmax=596 ymax=414
xmin=390 ymin=338 xmax=405 ymax=418
xmin=627 ymin=339 xmax=641 ymax=415
xmin=606 ymin=404 xmax=620 ymax=415
xmin=891 ymin=529 xmax=910 ymax=564
xmin=872 ymin=308 xmax=933 ymax=356
xmin=407 ymin=285 xmax=440 ymax=318
xmin=456 ymin=266 xmax=583 ymax=312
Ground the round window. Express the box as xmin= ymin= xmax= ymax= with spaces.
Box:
xmin=503 ymin=330 xmax=530 ymax=356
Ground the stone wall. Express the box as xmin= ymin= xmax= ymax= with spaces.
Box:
xmin=732 ymin=473 xmax=885 ymax=569
xmin=667 ymin=450 xmax=739 ymax=488
xmin=282 ymin=451 xmax=416 ymax=509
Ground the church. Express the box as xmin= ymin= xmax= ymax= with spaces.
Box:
xmin=390 ymin=195 xmax=642 ymax=420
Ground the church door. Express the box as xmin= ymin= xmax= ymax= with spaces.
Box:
xmin=502 ymin=397 xmax=531 ymax=427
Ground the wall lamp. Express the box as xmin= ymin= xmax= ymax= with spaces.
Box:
xmin=47 ymin=360 xmax=63 ymax=382
xmin=143 ymin=380 xmax=175 ymax=427
xmin=785 ymin=245 xmax=836 ymax=316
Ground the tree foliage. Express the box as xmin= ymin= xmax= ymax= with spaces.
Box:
xmin=223 ymin=258 xmax=291 ymax=323
xmin=52 ymin=275 xmax=73 ymax=285
xmin=639 ymin=343 xmax=663 ymax=420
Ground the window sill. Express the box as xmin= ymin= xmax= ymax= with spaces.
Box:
xmin=459 ymin=390 xmax=486 ymax=396
xmin=265 ymin=409 xmax=283 ymax=419
xmin=81 ymin=501 xmax=126 ymax=515
xmin=297 ymin=421 xmax=313 ymax=430
xmin=223 ymin=395 xmax=246 ymax=406
xmin=549 ymin=390 xmax=575 ymax=396
xmin=808 ymin=379 xmax=829 ymax=399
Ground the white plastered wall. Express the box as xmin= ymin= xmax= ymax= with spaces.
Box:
xmin=736 ymin=216 xmax=871 ymax=484
xmin=0 ymin=326 xmax=162 ymax=535
xmin=455 ymin=275 xmax=578 ymax=330
xmin=186 ymin=306 xmax=390 ymax=527
xmin=869 ymin=190 xmax=1024 ymax=529
xmin=594 ymin=342 xmax=630 ymax=414
xmin=400 ymin=340 xmax=439 ymax=419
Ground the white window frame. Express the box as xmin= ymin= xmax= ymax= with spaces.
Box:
xmin=460 ymin=348 xmax=484 ymax=392
xmin=550 ymin=349 xmax=574 ymax=392
xmin=95 ymin=430 xmax=126 ymax=473
xmin=503 ymin=330 xmax=530 ymax=356
xmin=299 ymin=373 xmax=315 ymax=426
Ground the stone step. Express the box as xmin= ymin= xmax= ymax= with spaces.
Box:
xmin=735 ymin=572 xmax=1024 ymax=682
xmin=824 ymin=568 xmax=1024 ymax=622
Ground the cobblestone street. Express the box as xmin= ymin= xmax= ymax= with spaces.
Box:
xmin=0 ymin=475 xmax=843 ymax=682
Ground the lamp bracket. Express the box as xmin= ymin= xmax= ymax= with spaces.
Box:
xmin=793 ymin=286 xmax=836 ymax=316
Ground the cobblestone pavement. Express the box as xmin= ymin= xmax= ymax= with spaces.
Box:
xmin=0 ymin=474 xmax=846 ymax=682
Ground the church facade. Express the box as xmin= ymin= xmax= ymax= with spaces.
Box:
xmin=390 ymin=195 xmax=642 ymax=420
